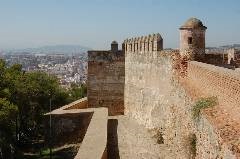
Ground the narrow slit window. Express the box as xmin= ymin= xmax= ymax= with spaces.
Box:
xmin=188 ymin=37 xmax=193 ymax=44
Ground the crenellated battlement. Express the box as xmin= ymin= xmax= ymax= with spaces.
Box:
xmin=123 ymin=33 xmax=163 ymax=53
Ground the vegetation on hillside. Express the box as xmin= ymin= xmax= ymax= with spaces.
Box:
xmin=0 ymin=59 xmax=86 ymax=158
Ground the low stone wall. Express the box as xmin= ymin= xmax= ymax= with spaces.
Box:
xmin=74 ymin=108 xmax=108 ymax=159
xmin=63 ymin=97 xmax=88 ymax=110
xmin=198 ymin=53 xmax=227 ymax=66
xmin=45 ymin=112 xmax=93 ymax=147
xmin=45 ymin=98 xmax=108 ymax=159
xmin=45 ymin=98 xmax=91 ymax=147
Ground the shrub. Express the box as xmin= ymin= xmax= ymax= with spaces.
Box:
xmin=192 ymin=96 xmax=218 ymax=119
xmin=189 ymin=134 xmax=197 ymax=158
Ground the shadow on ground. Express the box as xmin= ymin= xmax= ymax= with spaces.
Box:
xmin=107 ymin=119 xmax=120 ymax=159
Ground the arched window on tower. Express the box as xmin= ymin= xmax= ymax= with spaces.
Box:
xmin=188 ymin=37 xmax=193 ymax=45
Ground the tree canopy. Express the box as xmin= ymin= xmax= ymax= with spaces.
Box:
xmin=0 ymin=59 xmax=87 ymax=158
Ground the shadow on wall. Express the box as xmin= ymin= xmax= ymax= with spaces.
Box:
xmin=107 ymin=119 xmax=120 ymax=159
xmin=45 ymin=112 xmax=93 ymax=147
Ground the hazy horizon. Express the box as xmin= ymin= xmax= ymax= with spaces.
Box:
xmin=0 ymin=0 xmax=240 ymax=50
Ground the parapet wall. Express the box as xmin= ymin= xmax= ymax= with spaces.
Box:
xmin=88 ymin=50 xmax=125 ymax=115
xmin=45 ymin=98 xmax=108 ymax=159
xmin=188 ymin=61 xmax=240 ymax=121
xmin=74 ymin=108 xmax=108 ymax=159
xmin=45 ymin=98 xmax=91 ymax=147
xmin=123 ymin=33 xmax=163 ymax=53
xmin=46 ymin=112 xmax=92 ymax=147
xmin=185 ymin=61 xmax=240 ymax=158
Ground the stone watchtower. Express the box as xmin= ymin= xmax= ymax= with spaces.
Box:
xmin=180 ymin=18 xmax=207 ymax=60
xmin=111 ymin=41 xmax=118 ymax=53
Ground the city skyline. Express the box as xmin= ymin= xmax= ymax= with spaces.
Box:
xmin=0 ymin=0 xmax=240 ymax=50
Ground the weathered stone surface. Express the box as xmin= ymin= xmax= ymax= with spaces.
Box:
xmin=124 ymin=49 xmax=196 ymax=158
xmin=124 ymin=33 xmax=240 ymax=158
xmin=87 ymin=50 xmax=125 ymax=115
xmin=74 ymin=108 xmax=108 ymax=159
xmin=45 ymin=112 xmax=92 ymax=147
xmin=44 ymin=98 xmax=92 ymax=147
xmin=187 ymin=61 xmax=240 ymax=158
xmin=180 ymin=18 xmax=206 ymax=60
xmin=188 ymin=61 xmax=240 ymax=120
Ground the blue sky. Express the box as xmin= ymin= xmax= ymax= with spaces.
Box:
xmin=0 ymin=0 xmax=240 ymax=50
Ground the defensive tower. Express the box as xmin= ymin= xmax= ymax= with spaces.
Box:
xmin=111 ymin=40 xmax=118 ymax=52
xmin=179 ymin=18 xmax=207 ymax=60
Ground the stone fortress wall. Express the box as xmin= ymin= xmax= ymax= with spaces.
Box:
xmin=124 ymin=33 xmax=171 ymax=128
xmin=87 ymin=43 xmax=125 ymax=115
xmin=124 ymin=34 xmax=196 ymax=158
xmin=46 ymin=18 xmax=240 ymax=159
xmin=123 ymin=18 xmax=240 ymax=158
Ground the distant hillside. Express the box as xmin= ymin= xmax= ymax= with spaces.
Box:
xmin=207 ymin=44 xmax=240 ymax=49
xmin=5 ymin=45 xmax=92 ymax=54
xmin=219 ymin=44 xmax=240 ymax=49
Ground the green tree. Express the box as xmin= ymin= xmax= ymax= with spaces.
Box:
xmin=11 ymin=71 xmax=70 ymax=143
xmin=68 ymin=83 xmax=87 ymax=101
xmin=0 ymin=98 xmax=18 ymax=159
xmin=0 ymin=59 xmax=86 ymax=157
xmin=0 ymin=60 xmax=7 ymax=98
